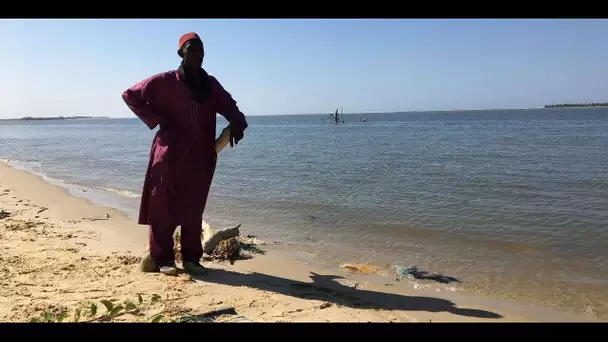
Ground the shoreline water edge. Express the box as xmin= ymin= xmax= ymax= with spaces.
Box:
xmin=0 ymin=159 xmax=600 ymax=322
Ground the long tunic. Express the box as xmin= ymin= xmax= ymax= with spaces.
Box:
xmin=122 ymin=70 xmax=247 ymax=228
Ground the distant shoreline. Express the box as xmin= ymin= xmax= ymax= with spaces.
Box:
xmin=0 ymin=116 xmax=109 ymax=121
xmin=18 ymin=116 xmax=109 ymax=121
xmin=544 ymin=103 xmax=608 ymax=109
xmin=0 ymin=105 xmax=606 ymax=121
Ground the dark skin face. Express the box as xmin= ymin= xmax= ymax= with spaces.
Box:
xmin=177 ymin=38 xmax=246 ymax=146
xmin=178 ymin=39 xmax=204 ymax=73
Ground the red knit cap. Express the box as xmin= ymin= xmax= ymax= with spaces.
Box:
xmin=178 ymin=32 xmax=201 ymax=50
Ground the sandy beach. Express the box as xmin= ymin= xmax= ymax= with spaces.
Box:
xmin=0 ymin=160 xmax=597 ymax=323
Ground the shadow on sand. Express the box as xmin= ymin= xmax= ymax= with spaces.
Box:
xmin=194 ymin=269 xmax=502 ymax=319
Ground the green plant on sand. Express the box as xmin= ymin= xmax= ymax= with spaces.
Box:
xmin=28 ymin=294 xmax=195 ymax=323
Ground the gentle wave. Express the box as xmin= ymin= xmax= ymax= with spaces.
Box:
xmin=2 ymin=158 xmax=140 ymax=199
xmin=95 ymin=186 xmax=140 ymax=199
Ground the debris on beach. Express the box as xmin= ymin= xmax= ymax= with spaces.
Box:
xmin=208 ymin=234 xmax=268 ymax=263
xmin=209 ymin=238 xmax=241 ymax=264
xmin=239 ymin=234 xmax=266 ymax=246
xmin=237 ymin=235 xmax=267 ymax=255
xmin=394 ymin=265 xmax=460 ymax=284
xmin=177 ymin=307 xmax=253 ymax=323
xmin=84 ymin=216 xmax=110 ymax=222
xmin=395 ymin=265 xmax=417 ymax=280
xmin=340 ymin=264 xmax=378 ymax=274
xmin=201 ymin=221 xmax=240 ymax=255
xmin=3 ymin=219 xmax=44 ymax=231
xmin=140 ymin=221 xmax=267 ymax=271
xmin=0 ymin=209 xmax=10 ymax=220
xmin=171 ymin=221 xmax=266 ymax=265
xmin=318 ymin=302 xmax=332 ymax=309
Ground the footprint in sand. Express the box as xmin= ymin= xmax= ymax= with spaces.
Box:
xmin=60 ymin=264 xmax=77 ymax=271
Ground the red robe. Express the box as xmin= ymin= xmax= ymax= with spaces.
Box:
xmin=122 ymin=69 xmax=246 ymax=235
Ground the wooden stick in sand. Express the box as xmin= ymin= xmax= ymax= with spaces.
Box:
xmin=140 ymin=125 xmax=242 ymax=272
xmin=214 ymin=124 xmax=231 ymax=154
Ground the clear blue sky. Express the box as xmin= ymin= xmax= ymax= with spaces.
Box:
xmin=0 ymin=19 xmax=607 ymax=118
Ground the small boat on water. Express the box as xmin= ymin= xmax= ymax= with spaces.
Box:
xmin=323 ymin=107 xmax=345 ymax=124
xmin=320 ymin=109 xmax=368 ymax=124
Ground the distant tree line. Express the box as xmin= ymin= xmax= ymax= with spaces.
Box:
xmin=20 ymin=116 xmax=96 ymax=121
xmin=544 ymin=103 xmax=608 ymax=108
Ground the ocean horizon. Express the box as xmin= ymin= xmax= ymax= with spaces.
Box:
xmin=1 ymin=105 xmax=604 ymax=121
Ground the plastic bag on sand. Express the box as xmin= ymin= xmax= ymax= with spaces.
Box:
xmin=395 ymin=265 xmax=417 ymax=280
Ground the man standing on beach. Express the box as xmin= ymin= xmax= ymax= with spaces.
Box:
xmin=121 ymin=32 xmax=248 ymax=276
